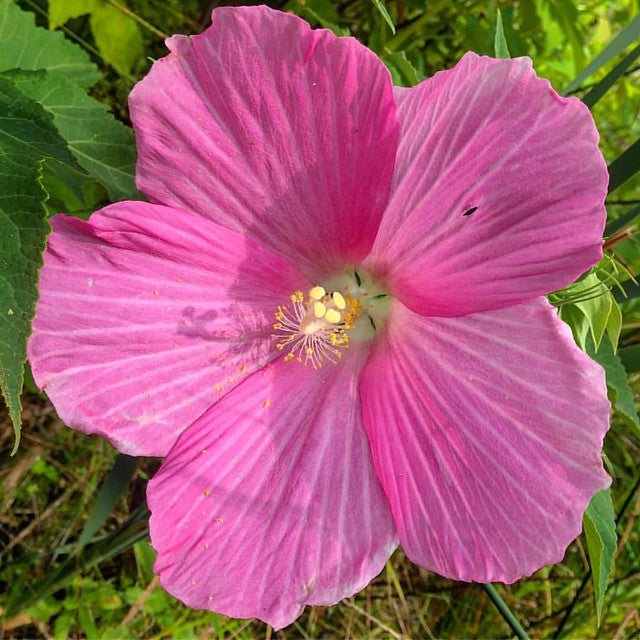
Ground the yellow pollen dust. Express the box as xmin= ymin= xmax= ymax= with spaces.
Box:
xmin=271 ymin=285 xmax=362 ymax=370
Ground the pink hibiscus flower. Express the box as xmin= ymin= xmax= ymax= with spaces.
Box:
xmin=28 ymin=5 xmax=611 ymax=629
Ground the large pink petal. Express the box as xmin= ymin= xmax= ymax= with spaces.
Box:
xmin=148 ymin=345 xmax=397 ymax=629
xmin=359 ymin=298 xmax=610 ymax=582
xmin=28 ymin=201 xmax=306 ymax=457
xmin=368 ymin=53 xmax=607 ymax=316
xmin=129 ymin=6 xmax=398 ymax=280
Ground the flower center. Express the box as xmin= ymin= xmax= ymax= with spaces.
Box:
xmin=272 ymin=270 xmax=391 ymax=369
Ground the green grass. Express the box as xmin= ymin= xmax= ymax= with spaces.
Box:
xmin=2 ymin=0 xmax=640 ymax=637
xmin=1 ymin=392 xmax=639 ymax=637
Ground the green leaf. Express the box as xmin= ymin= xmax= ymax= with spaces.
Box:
xmin=78 ymin=454 xmax=139 ymax=547
xmin=40 ymin=157 xmax=107 ymax=217
xmin=133 ymin=541 xmax=157 ymax=583
xmin=0 ymin=77 xmax=75 ymax=452
xmin=0 ymin=0 xmax=100 ymax=88
xmin=564 ymin=12 xmax=640 ymax=95
xmin=588 ymin=334 xmax=640 ymax=434
xmin=371 ymin=0 xmax=395 ymax=35
xmin=618 ymin=343 xmax=640 ymax=373
xmin=494 ymin=9 xmax=511 ymax=58
xmin=582 ymin=43 xmax=640 ymax=109
xmin=293 ymin=4 xmax=350 ymax=37
xmin=583 ymin=489 xmax=617 ymax=626
xmin=5 ymin=69 xmax=139 ymax=201
xmin=382 ymin=51 xmax=420 ymax=87
xmin=562 ymin=273 xmax=612 ymax=351
xmin=606 ymin=299 xmax=622 ymax=353
xmin=608 ymin=138 xmax=640 ymax=194
xmin=558 ymin=304 xmax=590 ymax=351
xmin=78 ymin=607 xmax=98 ymax=639
xmin=542 ymin=0 xmax=585 ymax=77
xmin=286 ymin=0 xmax=349 ymax=35
xmin=90 ymin=1 xmax=144 ymax=75
xmin=48 ymin=0 xmax=97 ymax=29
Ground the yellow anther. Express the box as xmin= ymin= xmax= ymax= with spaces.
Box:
xmin=325 ymin=309 xmax=341 ymax=324
xmin=309 ymin=286 xmax=326 ymax=300
xmin=313 ymin=301 xmax=326 ymax=318
xmin=332 ymin=291 xmax=346 ymax=309
xmin=272 ymin=285 xmax=365 ymax=369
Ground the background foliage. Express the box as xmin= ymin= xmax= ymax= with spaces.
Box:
xmin=1 ymin=0 xmax=640 ymax=638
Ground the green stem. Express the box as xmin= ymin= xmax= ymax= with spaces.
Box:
xmin=482 ymin=583 xmax=529 ymax=640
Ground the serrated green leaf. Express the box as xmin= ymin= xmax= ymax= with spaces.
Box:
xmin=90 ymin=1 xmax=143 ymax=75
xmin=48 ymin=0 xmax=97 ymax=29
xmin=5 ymin=69 xmax=139 ymax=201
xmin=371 ymin=0 xmax=395 ymax=34
xmin=0 ymin=0 xmax=100 ymax=88
xmin=494 ymin=9 xmax=511 ymax=58
xmin=583 ymin=489 xmax=616 ymax=626
xmin=587 ymin=334 xmax=640 ymax=435
xmin=0 ymin=77 xmax=76 ymax=452
xmin=564 ymin=12 xmax=640 ymax=95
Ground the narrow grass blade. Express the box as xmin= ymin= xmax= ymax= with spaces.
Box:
xmin=605 ymin=204 xmax=640 ymax=236
xmin=77 ymin=454 xmax=138 ymax=547
xmin=563 ymin=12 xmax=640 ymax=95
xmin=582 ymin=43 xmax=640 ymax=109
xmin=494 ymin=9 xmax=510 ymax=58
xmin=371 ymin=0 xmax=395 ymax=34
xmin=608 ymin=138 xmax=640 ymax=194
xmin=5 ymin=505 xmax=149 ymax=617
